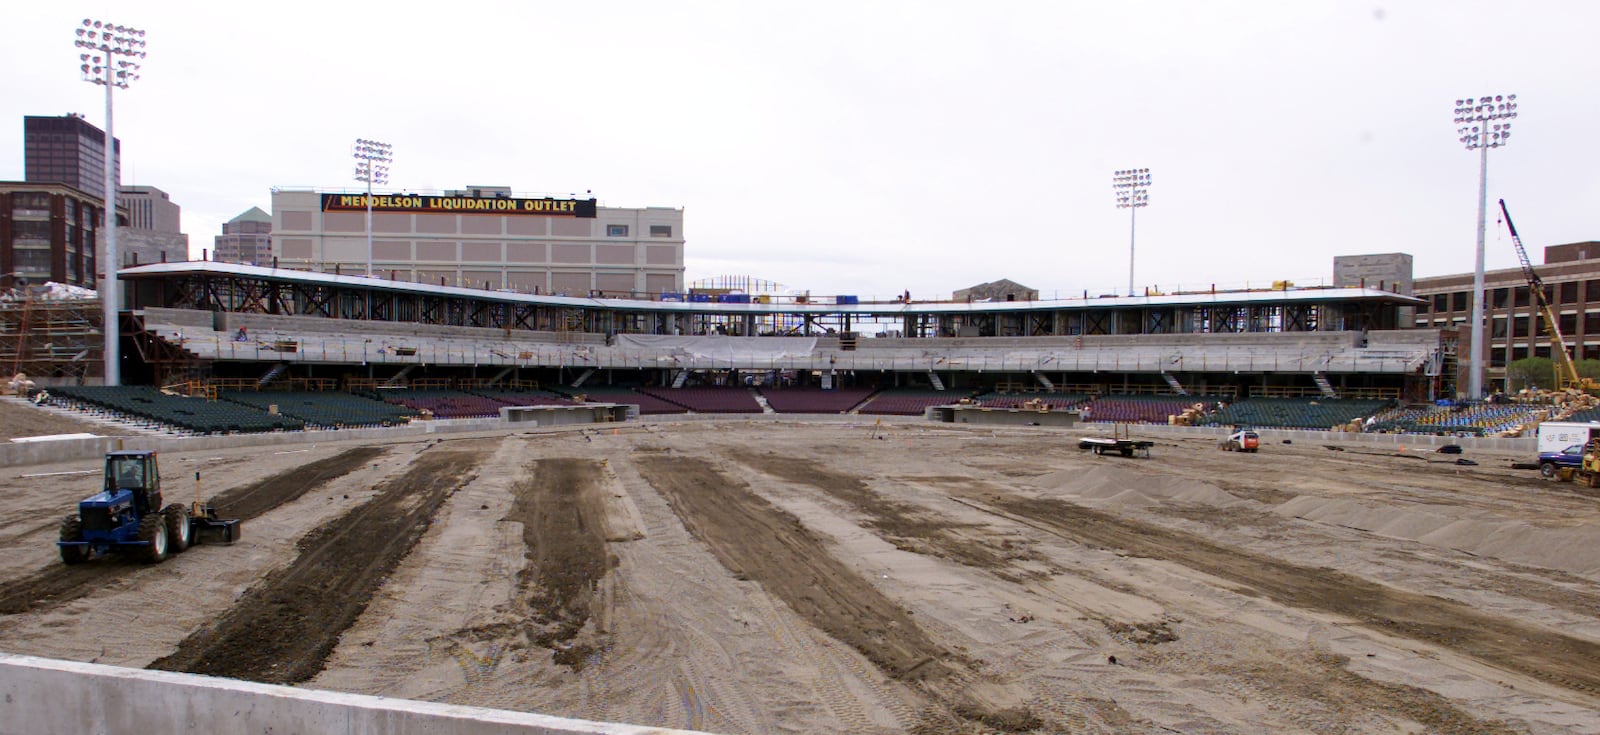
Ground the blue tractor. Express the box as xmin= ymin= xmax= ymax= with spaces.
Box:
xmin=57 ymin=450 xmax=240 ymax=565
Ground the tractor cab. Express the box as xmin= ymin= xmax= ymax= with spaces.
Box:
xmin=105 ymin=451 xmax=162 ymax=514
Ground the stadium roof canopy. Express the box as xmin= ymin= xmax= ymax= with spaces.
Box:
xmin=120 ymin=261 xmax=1420 ymax=317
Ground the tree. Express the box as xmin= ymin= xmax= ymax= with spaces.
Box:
xmin=1504 ymin=357 xmax=1556 ymax=393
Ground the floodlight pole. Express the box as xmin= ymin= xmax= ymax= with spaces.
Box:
xmin=1454 ymin=94 xmax=1517 ymax=399
xmin=76 ymin=18 xmax=146 ymax=387
xmin=1113 ymin=168 xmax=1152 ymax=297
xmin=352 ymin=139 xmax=392 ymax=278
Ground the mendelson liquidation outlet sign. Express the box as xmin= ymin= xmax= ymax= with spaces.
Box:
xmin=321 ymin=193 xmax=597 ymax=218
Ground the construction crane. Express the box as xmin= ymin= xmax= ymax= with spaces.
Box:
xmin=1499 ymin=199 xmax=1597 ymax=394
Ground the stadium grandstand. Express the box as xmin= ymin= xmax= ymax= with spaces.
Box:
xmin=15 ymin=258 xmax=1560 ymax=436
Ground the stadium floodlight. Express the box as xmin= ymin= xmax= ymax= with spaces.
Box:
xmin=1113 ymin=168 xmax=1152 ymax=297
xmin=352 ymin=138 xmax=393 ymax=277
xmin=75 ymin=18 xmax=147 ymax=387
xmin=1454 ymin=94 xmax=1517 ymax=399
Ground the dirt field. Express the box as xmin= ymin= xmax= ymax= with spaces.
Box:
xmin=0 ymin=397 xmax=108 ymax=440
xmin=3 ymin=417 xmax=1599 ymax=734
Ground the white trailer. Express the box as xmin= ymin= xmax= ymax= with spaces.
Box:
xmin=1535 ymin=421 xmax=1600 ymax=455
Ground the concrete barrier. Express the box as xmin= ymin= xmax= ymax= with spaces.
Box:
xmin=0 ymin=652 xmax=706 ymax=735
xmin=1121 ymin=423 xmax=1534 ymax=453
xmin=1 ymin=418 xmax=508 ymax=468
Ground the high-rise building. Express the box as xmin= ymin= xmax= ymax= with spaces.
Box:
xmin=213 ymin=207 xmax=272 ymax=266
xmin=117 ymin=185 xmax=189 ymax=266
xmin=23 ymin=114 xmax=120 ymax=200
xmin=216 ymin=204 xmax=272 ymax=265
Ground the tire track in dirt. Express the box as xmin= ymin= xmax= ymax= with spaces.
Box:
xmin=506 ymin=457 xmax=614 ymax=668
xmin=728 ymin=450 xmax=1038 ymax=579
xmin=0 ymin=446 xmax=388 ymax=616
xmin=636 ymin=455 xmax=1040 ymax=733
xmin=149 ymin=442 xmax=489 ymax=684
xmin=951 ymin=486 xmax=1600 ymax=711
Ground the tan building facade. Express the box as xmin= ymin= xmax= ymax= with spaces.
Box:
xmin=269 ymin=188 xmax=684 ymax=297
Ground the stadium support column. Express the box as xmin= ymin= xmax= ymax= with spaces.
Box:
xmin=76 ymin=18 xmax=146 ymax=386
xmin=1453 ymin=95 xmax=1517 ymax=398
xmin=353 ymin=139 xmax=393 ymax=278
xmin=1113 ymin=168 xmax=1151 ymax=297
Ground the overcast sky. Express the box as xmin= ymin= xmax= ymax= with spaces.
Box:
xmin=3 ymin=1 xmax=1596 ymax=300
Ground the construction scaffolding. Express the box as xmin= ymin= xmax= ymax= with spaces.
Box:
xmin=0 ymin=288 xmax=104 ymax=386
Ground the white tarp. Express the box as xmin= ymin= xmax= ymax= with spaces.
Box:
xmin=615 ymin=335 xmax=819 ymax=361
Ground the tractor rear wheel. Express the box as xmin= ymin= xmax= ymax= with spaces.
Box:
xmin=59 ymin=515 xmax=89 ymax=565
xmin=137 ymin=514 xmax=168 ymax=564
xmin=162 ymin=504 xmax=191 ymax=553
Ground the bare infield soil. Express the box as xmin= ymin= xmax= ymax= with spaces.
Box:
xmin=637 ymin=455 xmax=1042 ymax=733
xmin=149 ymin=441 xmax=488 ymax=684
xmin=508 ymin=457 xmax=615 ymax=668
xmin=0 ymin=446 xmax=386 ymax=616
xmin=956 ymin=485 xmax=1600 ymax=699
xmin=725 ymin=448 xmax=1519 ymax=734
xmin=4 ymin=422 xmax=1600 ymax=733
xmin=0 ymin=397 xmax=106 ymax=441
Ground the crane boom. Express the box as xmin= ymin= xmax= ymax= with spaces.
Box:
xmin=1499 ymin=199 xmax=1585 ymax=392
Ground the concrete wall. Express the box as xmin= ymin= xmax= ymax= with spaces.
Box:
xmin=1123 ymin=422 xmax=1534 ymax=453
xmin=0 ymin=652 xmax=704 ymax=735
xmin=930 ymin=405 xmax=1081 ymax=427
xmin=1 ymin=417 xmax=509 ymax=468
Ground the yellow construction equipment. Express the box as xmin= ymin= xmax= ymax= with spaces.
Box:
xmin=1500 ymin=199 xmax=1600 ymax=394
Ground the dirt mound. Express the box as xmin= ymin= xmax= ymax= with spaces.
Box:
xmin=0 ymin=446 xmax=387 ymax=616
xmin=150 ymin=441 xmax=490 ymax=684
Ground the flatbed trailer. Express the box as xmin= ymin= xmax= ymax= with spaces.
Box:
xmin=1077 ymin=436 xmax=1154 ymax=458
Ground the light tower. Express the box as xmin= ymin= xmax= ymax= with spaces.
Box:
xmin=75 ymin=18 xmax=146 ymax=386
xmin=1113 ymin=168 xmax=1151 ymax=297
xmin=1454 ymin=94 xmax=1517 ymax=399
xmin=352 ymin=138 xmax=393 ymax=277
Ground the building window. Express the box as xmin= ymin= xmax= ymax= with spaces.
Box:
xmin=1514 ymin=286 xmax=1530 ymax=308
xmin=1416 ymin=298 xmax=1429 ymax=314
xmin=606 ymin=224 xmax=629 ymax=237
xmin=1561 ymin=281 xmax=1579 ymax=304
xmin=11 ymin=220 xmax=52 ymax=241
xmin=1512 ymin=316 xmax=1530 ymax=338
xmin=1433 ymin=294 xmax=1447 ymax=312
xmin=649 ymin=225 xmax=673 ymax=238
xmin=1586 ymin=312 xmax=1600 ymax=336
xmin=1492 ymin=288 xmax=1509 ymax=308
xmin=1561 ymin=313 xmax=1578 ymax=336
xmin=13 ymin=248 xmax=51 ymax=272
xmin=1587 ymin=280 xmax=1600 ymax=303
xmin=1491 ymin=316 xmax=1507 ymax=339
xmin=1451 ymin=291 xmax=1468 ymax=312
